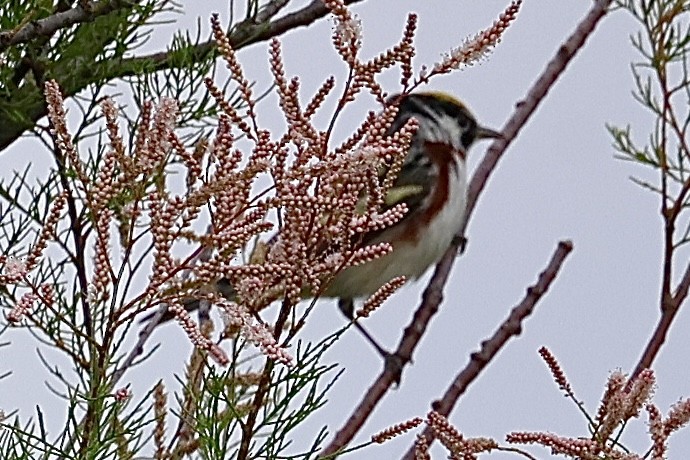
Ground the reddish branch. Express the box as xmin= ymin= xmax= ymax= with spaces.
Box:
xmin=117 ymin=0 xmax=367 ymax=76
xmin=14 ymin=0 xmax=367 ymax=73
xmin=631 ymin=261 xmax=690 ymax=380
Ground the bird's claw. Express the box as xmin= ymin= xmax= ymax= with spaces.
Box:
xmin=452 ymin=234 xmax=468 ymax=254
xmin=383 ymin=352 xmax=406 ymax=386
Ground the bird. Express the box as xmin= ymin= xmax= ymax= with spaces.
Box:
xmin=145 ymin=91 xmax=501 ymax=358
xmin=322 ymin=92 xmax=500 ymax=355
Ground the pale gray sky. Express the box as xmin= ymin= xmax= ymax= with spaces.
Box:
xmin=3 ymin=1 xmax=689 ymax=459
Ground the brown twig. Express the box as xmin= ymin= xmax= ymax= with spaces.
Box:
xmin=71 ymin=0 xmax=365 ymax=76
xmin=47 ymin=124 xmax=93 ymax=339
xmin=463 ymin=0 xmax=614 ymax=226
xmin=320 ymin=0 xmax=613 ymax=455
xmin=0 ymin=0 xmax=133 ymax=52
xmin=631 ymin=261 xmax=690 ymax=380
xmin=320 ymin=242 xmax=573 ymax=459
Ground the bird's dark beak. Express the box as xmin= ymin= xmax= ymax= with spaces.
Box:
xmin=476 ymin=125 xmax=503 ymax=140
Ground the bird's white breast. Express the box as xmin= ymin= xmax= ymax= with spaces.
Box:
xmin=325 ymin=157 xmax=468 ymax=299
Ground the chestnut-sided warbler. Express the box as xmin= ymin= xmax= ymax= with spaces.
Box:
xmin=327 ymin=92 xmax=500 ymax=354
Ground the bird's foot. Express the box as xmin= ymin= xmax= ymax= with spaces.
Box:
xmin=382 ymin=351 xmax=408 ymax=386
xmin=452 ymin=234 xmax=468 ymax=254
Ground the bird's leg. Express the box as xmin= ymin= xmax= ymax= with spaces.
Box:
xmin=338 ymin=298 xmax=390 ymax=358
xmin=338 ymin=298 xmax=406 ymax=383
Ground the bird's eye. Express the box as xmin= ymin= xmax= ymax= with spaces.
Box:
xmin=461 ymin=124 xmax=476 ymax=148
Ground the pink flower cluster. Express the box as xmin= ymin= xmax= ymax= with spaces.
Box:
xmin=509 ymin=351 xmax=690 ymax=459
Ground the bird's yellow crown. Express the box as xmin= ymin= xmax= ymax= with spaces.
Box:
xmin=416 ymin=91 xmax=469 ymax=112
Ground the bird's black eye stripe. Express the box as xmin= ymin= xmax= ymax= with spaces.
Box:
xmin=388 ymin=93 xmax=480 ymax=150
xmin=406 ymin=95 xmax=474 ymax=130
xmin=433 ymin=98 xmax=463 ymax=119
xmin=461 ymin=117 xmax=478 ymax=147
xmin=386 ymin=96 xmax=436 ymax=135
xmin=393 ymin=96 xmax=460 ymax=137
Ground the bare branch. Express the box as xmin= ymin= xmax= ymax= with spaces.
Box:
xmin=118 ymin=0 xmax=366 ymax=71
xmin=0 ymin=0 xmax=134 ymax=52
xmin=675 ymin=262 xmax=690 ymax=307
xmin=631 ymin=260 xmax=690 ymax=380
